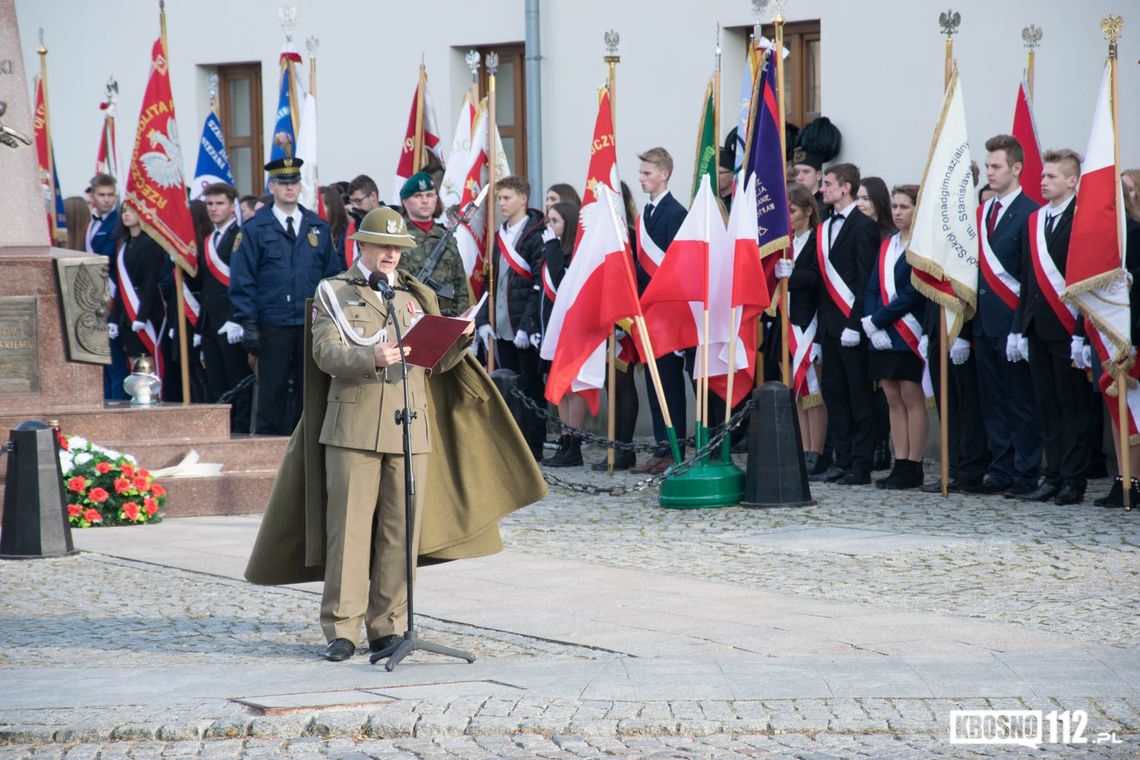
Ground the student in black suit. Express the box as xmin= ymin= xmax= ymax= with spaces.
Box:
xmin=813 ymin=163 xmax=882 ymax=484
xmin=630 ymin=147 xmax=689 ymax=475
xmin=198 ymin=183 xmax=253 ymax=434
xmin=86 ymin=173 xmax=129 ymax=399
xmin=1008 ymin=150 xmax=1087 ymax=504
xmin=970 ymin=135 xmax=1042 ymax=496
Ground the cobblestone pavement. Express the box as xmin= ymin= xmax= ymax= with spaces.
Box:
xmin=2 ymin=441 xmax=1138 ymax=757
xmin=0 ymin=731 xmax=1134 ymax=759
xmin=512 ymin=447 xmax=1140 ymax=649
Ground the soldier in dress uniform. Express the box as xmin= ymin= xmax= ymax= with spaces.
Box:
xmin=397 ymin=171 xmax=472 ymax=317
xmin=229 ymin=156 xmax=341 ymax=435
xmin=310 ymin=207 xmax=475 ymax=661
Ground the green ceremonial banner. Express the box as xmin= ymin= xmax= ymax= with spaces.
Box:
xmin=690 ymin=80 xmax=717 ymax=201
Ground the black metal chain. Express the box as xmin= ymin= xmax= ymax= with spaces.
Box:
xmin=536 ymin=400 xmax=754 ymax=496
xmin=0 ymin=441 xmax=13 ymax=457
xmin=508 ymin=385 xmax=716 ymax=453
xmin=216 ymin=374 xmax=257 ymax=405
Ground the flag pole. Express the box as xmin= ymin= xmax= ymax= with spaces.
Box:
xmin=775 ymin=6 xmax=793 ymax=387
xmin=37 ymin=30 xmax=63 ymax=246
xmin=484 ymin=52 xmax=499 ymax=374
xmin=157 ymin=2 xmax=191 ymax=405
xmin=308 ymin=38 xmax=317 ymax=97
xmin=465 ymin=50 xmax=481 ymax=103
xmin=1102 ymin=14 xmax=1128 ymax=510
xmin=412 ymin=61 xmax=426 ymax=174
xmin=938 ymin=11 xmax=960 ymax=496
xmin=715 ymin=25 xmax=735 ymax=462
xmin=605 ymin=31 xmax=621 ymax=475
xmin=1022 ymin=24 xmax=1041 ymax=100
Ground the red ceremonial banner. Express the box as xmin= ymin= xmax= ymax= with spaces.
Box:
xmin=125 ymin=37 xmax=197 ymax=276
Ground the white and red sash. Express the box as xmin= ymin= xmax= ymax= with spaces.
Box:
xmin=782 ymin=233 xmax=819 ymax=401
xmin=816 ymin=222 xmax=854 ymax=319
xmin=636 ymin=213 xmax=666 ymax=276
xmin=204 ymin=229 xmax=231 ymax=287
xmin=977 ymin=201 xmax=1020 ymax=311
xmin=85 ymin=218 xmax=99 ymax=253
xmin=880 ymin=235 xmax=933 ymax=399
xmin=183 ymin=282 xmax=200 ymax=328
xmin=541 ymin=262 xmax=557 ymax=302
xmin=115 ymin=241 xmax=164 ymax=379
xmin=1027 ymin=209 xmax=1077 ymax=335
xmin=497 ymin=227 xmax=533 ymax=281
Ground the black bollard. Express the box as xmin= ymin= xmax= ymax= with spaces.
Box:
xmin=490 ymin=369 xmax=526 ymax=436
xmin=741 ymin=383 xmax=816 ymax=508
xmin=0 ymin=420 xmax=76 ymax=558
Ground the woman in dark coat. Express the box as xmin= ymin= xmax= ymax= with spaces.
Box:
xmin=110 ymin=201 xmax=167 ymax=375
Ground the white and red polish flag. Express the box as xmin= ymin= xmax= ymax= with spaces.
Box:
xmin=637 ymin=174 xmax=721 ymax=358
xmin=389 ymin=68 xmax=444 ymax=205
xmin=439 ymin=93 xmax=477 ymax=210
xmin=709 ymin=172 xmax=771 ymax=405
xmin=1012 ymin=78 xmax=1044 ymax=206
xmin=1062 ymin=61 xmax=1130 ymax=377
xmin=541 ymin=183 xmax=641 ymax=414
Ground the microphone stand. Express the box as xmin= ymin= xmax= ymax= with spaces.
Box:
xmin=368 ymin=280 xmax=475 ymax=671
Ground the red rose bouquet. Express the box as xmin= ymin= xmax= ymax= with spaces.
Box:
xmin=59 ymin=436 xmax=165 ymax=528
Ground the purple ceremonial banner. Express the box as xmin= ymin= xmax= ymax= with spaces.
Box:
xmin=742 ymin=49 xmax=790 ymax=261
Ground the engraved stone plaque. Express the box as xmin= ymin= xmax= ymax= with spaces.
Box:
xmin=55 ymin=256 xmax=111 ymax=365
xmin=0 ymin=296 xmax=39 ymax=396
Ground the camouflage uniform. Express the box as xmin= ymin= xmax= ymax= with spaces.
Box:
xmin=399 ymin=223 xmax=472 ymax=317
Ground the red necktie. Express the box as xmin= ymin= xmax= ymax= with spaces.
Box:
xmin=986 ymin=199 xmax=1002 ymax=238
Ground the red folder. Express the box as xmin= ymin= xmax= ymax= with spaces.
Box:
xmin=402 ymin=314 xmax=471 ymax=371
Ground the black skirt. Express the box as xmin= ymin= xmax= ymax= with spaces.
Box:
xmin=869 ymin=349 xmax=923 ymax=383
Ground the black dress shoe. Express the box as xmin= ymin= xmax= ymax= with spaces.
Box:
xmin=1054 ymin=482 xmax=1085 ymax=506
xmin=322 ymin=638 xmax=356 ymax=662
xmin=803 ymin=452 xmax=818 ymax=473
xmin=591 ymin=450 xmax=635 ymax=471
xmin=1016 ymin=482 xmax=1060 ymax=502
xmin=369 ymin=634 xmax=402 ymax=653
xmin=822 ymin=465 xmax=848 ymax=483
xmin=1095 ymin=477 xmax=1124 ymax=507
xmin=961 ymin=478 xmax=1009 ymax=495
xmin=1002 ymin=482 xmax=1038 ymax=498
xmin=809 ymin=450 xmax=833 ymax=475
xmin=838 ymin=468 xmax=871 ymax=485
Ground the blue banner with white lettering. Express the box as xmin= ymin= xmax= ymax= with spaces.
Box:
xmin=742 ymin=49 xmax=790 ymax=258
xmin=189 ymin=109 xmax=234 ymax=200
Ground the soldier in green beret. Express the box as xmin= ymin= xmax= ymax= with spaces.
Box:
xmin=397 ymin=171 xmax=473 ymax=317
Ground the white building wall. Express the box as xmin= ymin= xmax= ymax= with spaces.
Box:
xmin=15 ymin=0 xmax=1140 ymax=206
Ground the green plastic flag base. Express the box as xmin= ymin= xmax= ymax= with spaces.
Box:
xmin=659 ymin=458 xmax=745 ymax=509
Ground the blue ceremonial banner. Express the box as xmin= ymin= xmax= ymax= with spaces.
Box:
xmin=265 ymin=47 xmax=300 ymax=191
xmin=742 ymin=49 xmax=790 ymax=259
xmin=189 ymin=109 xmax=234 ymax=200
xmin=50 ymin=152 xmax=66 ymax=241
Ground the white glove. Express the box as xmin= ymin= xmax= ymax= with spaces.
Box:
xmin=477 ymin=323 xmax=495 ymax=349
xmin=218 ymin=321 xmax=244 ymax=345
xmin=131 ymin=320 xmax=146 ymax=333
xmin=1005 ymin=333 xmax=1023 ymax=362
xmin=871 ymin=330 xmax=892 ymax=351
xmin=840 ymin=328 xmax=861 ymax=347
xmin=860 ymin=315 xmax=878 ymax=339
xmin=950 ymin=337 xmax=971 ymax=365
xmin=810 ymin=343 xmax=822 ymax=362
xmin=1071 ymin=336 xmax=1090 ymax=369
xmin=192 ymin=334 xmax=202 ymax=348
xmin=1126 ymin=270 xmax=1134 ymax=289
xmin=918 ymin=335 xmax=929 ymax=360
xmin=541 ymin=227 xmax=557 ymax=243
xmin=529 ymin=332 xmax=541 ymax=349
xmin=107 ymin=323 xmax=119 ymax=340
xmin=774 ymin=258 xmax=794 ymax=279
xmin=168 ymin=328 xmax=175 ymax=339
xmin=513 ymin=329 xmax=530 ymax=349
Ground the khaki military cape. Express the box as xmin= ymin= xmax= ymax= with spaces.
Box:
xmin=245 ymin=276 xmax=547 ymax=586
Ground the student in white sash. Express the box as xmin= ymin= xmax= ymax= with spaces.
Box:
xmin=860 ymin=185 xmax=928 ymax=490
xmin=774 ymin=186 xmax=827 ymax=474
xmin=110 ymin=202 xmax=167 ymax=372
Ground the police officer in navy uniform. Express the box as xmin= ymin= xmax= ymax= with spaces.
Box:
xmin=229 ymin=156 xmax=341 ymax=435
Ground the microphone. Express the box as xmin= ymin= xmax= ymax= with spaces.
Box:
xmin=367 ymin=271 xmax=395 ymax=300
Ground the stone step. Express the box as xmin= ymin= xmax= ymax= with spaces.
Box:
xmin=0 ymin=402 xmax=233 ymax=444
xmin=95 ymin=435 xmax=289 ymax=474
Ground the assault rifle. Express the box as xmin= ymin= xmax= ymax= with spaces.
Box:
xmin=415 ymin=184 xmax=490 ymax=300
